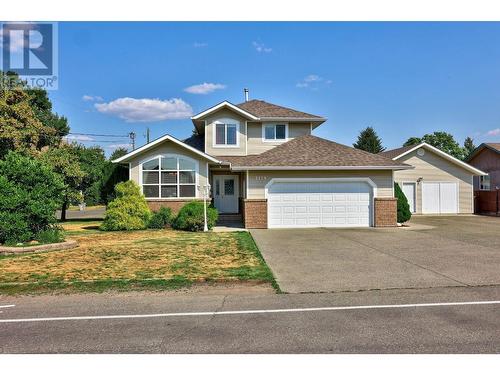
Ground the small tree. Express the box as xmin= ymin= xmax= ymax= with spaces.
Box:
xmin=394 ymin=183 xmax=411 ymax=223
xmin=0 ymin=152 xmax=64 ymax=244
xmin=353 ymin=126 xmax=386 ymax=154
xmin=100 ymin=181 xmax=152 ymax=231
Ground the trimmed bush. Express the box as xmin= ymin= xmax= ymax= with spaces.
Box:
xmin=148 ymin=207 xmax=173 ymax=229
xmin=100 ymin=181 xmax=152 ymax=231
xmin=394 ymin=182 xmax=412 ymax=223
xmin=0 ymin=152 xmax=64 ymax=244
xmin=172 ymin=201 xmax=218 ymax=232
xmin=36 ymin=226 xmax=65 ymax=244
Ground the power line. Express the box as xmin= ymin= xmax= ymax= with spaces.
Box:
xmin=68 ymin=132 xmax=129 ymax=138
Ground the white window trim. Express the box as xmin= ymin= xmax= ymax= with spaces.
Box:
xmin=479 ymin=174 xmax=491 ymax=191
xmin=262 ymin=123 xmax=288 ymax=143
xmin=212 ymin=118 xmax=240 ymax=148
xmin=139 ymin=154 xmax=199 ymax=200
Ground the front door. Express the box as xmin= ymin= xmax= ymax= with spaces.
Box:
xmin=213 ymin=175 xmax=239 ymax=213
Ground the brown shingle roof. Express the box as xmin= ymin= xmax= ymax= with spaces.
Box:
xmin=218 ymin=135 xmax=410 ymax=169
xmin=466 ymin=142 xmax=500 ymax=161
xmin=236 ymin=100 xmax=323 ymax=119
xmin=379 ymin=145 xmax=416 ymax=159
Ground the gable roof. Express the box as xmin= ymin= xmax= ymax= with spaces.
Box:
xmin=381 ymin=142 xmax=486 ymax=176
xmin=218 ymin=135 xmax=412 ymax=171
xmin=378 ymin=145 xmax=415 ymax=160
xmin=191 ymin=100 xmax=326 ymax=122
xmin=112 ymin=134 xmax=220 ymax=164
xmin=466 ymin=143 xmax=500 ymax=162
xmin=236 ymin=100 xmax=325 ymax=121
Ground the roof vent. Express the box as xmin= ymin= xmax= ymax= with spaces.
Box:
xmin=244 ymin=88 xmax=249 ymax=102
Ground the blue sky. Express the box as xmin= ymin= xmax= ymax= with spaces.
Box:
xmin=50 ymin=22 xmax=500 ymax=155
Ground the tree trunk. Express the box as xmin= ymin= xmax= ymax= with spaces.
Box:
xmin=60 ymin=200 xmax=68 ymax=222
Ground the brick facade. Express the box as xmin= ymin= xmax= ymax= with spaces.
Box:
xmin=147 ymin=199 xmax=204 ymax=214
xmin=243 ymin=199 xmax=268 ymax=229
xmin=374 ymin=197 xmax=397 ymax=227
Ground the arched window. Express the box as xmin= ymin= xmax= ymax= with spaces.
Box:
xmin=141 ymin=155 xmax=198 ymax=198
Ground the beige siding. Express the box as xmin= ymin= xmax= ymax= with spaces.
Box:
xmin=247 ymin=122 xmax=311 ymax=155
xmin=246 ymin=170 xmax=393 ymax=199
xmin=203 ymin=109 xmax=247 ymax=156
xmin=129 ymin=141 xmax=209 ymax=199
xmin=394 ymin=150 xmax=474 ymax=214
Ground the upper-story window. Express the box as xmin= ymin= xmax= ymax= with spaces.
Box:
xmin=263 ymin=123 xmax=287 ymax=142
xmin=141 ymin=155 xmax=197 ymax=199
xmin=480 ymin=174 xmax=491 ymax=190
xmin=214 ymin=119 xmax=239 ymax=147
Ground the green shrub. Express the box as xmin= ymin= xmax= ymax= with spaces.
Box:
xmin=148 ymin=207 xmax=173 ymax=229
xmin=100 ymin=181 xmax=152 ymax=231
xmin=36 ymin=226 xmax=65 ymax=244
xmin=172 ymin=201 xmax=218 ymax=232
xmin=394 ymin=182 xmax=412 ymax=223
xmin=0 ymin=152 xmax=64 ymax=244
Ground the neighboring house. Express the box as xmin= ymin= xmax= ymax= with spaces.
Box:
xmin=380 ymin=143 xmax=485 ymax=215
xmin=466 ymin=143 xmax=500 ymax=191
xmin=113 ymin=98 xmax=412 ymax=228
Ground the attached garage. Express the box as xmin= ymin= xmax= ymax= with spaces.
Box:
xmin=266 ymin=179 xmax=374 ymax=228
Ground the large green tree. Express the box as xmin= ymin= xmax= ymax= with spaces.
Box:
xmin=72 ymin=144 xmax=108 ymax=205
xmin=353 ymin=126 xmax=386 ymax=154
xmin=403 ymin=131 xmax=465 ymax=160
xmin=0 ymin=71 xmax=69 ymax=158
xmin=40 ymin=144 xmax=86 ymax=221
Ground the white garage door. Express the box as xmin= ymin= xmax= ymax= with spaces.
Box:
xmin=422 ymin=182 xmax=458 ymax=214
xmin=267 ymin=181 xmax=372 ymax=228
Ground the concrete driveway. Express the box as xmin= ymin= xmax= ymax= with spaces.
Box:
xmin=251 ymin=215 xmax=500 ymax=293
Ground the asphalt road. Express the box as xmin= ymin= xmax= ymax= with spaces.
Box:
xmin=2 ymin=285 xmax=500 ymax=353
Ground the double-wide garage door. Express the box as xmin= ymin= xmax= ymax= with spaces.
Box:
xmin=422 ymin=182 xmax=458 ymax=214
xmin=267 ymin=181 xmax=372 ymax=228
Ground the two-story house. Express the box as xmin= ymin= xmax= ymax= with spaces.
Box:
xmin=113 ymin=98 xmax=412 ymax=228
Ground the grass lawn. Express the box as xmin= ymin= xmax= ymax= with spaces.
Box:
xmin=0 ymin=220 xmax=277 ymax=295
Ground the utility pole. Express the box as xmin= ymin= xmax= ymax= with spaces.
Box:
xmin=145 ymin=127 xmax=150 ymax=143
xmin=129 ymin=132 xmax=136 ymax=150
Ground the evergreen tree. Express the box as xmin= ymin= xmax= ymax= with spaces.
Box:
xmin=353 ymin=126 xmax=386 ymax=153
xmin=463 ymin=136 xmax=476 ymax=160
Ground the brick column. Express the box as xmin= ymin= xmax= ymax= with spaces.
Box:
xmin=243 ymin=199 xmax=267 ymax=229
xmin=374 ymin=198 xmax=397 ymax=227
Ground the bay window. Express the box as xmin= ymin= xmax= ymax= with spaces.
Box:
xmin=141 ymin=155 xmax=197 ymax=198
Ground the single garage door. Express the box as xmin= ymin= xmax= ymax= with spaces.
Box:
xmin=422 ymin=182 xmax=458 ymax=214
xmin=267 ymin=180 xmax=372 ymax=228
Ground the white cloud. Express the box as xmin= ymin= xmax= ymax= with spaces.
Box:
xmin=252 ymin=41 xmax=272 ymax=53
xmin=487 ymin=128 xmax=500 ymax=136
xmin=193 ymin=42 xmax=208 ymax=48
xmin=106 ymin=143 xmax=130 ymax=149
xmin=64 ymin=134 xmax=94 ymax=142
xmin=184 ymin=82 xmax=226 ymax=95
xmin=296 ymin=74 xmax=332 ymax=89
xmin=95 ymin=97 xmax=193 ymax=122
xmin=82 ymin=95 xmax=104 ymax=102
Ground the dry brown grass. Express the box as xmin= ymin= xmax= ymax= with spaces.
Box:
xmin=0 ymin=222 xmax=273 ymax=287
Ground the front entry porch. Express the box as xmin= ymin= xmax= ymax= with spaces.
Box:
xmin=209 ymin=169 xmax=245 ymax=226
